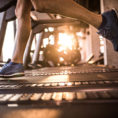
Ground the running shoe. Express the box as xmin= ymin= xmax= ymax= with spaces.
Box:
xmin=98 ymin=9 xmax=118 ymax=51
xmin=0 ymin=62 xmax=24 ymax=78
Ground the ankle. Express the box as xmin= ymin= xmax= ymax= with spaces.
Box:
xmin=11 ymin=59 xmax=23 ymax=64
xmin=96 ymin=15 xmax=103 ymax=29
xmin=98 ymin=15 xmax=107 ymax=29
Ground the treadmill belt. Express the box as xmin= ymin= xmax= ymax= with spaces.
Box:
xmin=0 ymin=65 xmax=118 ymax=106
xmin=0 ymin=65 xmax=118 ymax=118
xmin=0 ymin=89 xmax=118 ymax=106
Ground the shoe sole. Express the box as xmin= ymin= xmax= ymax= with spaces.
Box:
xmin=0 ymin=72 xmax=25 ymax=78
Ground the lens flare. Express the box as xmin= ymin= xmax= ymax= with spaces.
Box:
xmin=58 ymin=33 xmax=74 ymax=50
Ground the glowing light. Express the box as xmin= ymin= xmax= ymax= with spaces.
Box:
xmin=57 ymin=63 xmax=60 ymax=66
xmin=58 ymin=47 xmax=65 ymax=52
xmin=67 ymin=82 xmax=73 ymax=86
xmin=99 ymin=35 xmax=104 ymax=53
xmin=100 ymin=40 xmax=104 ymax=45
xmin=41 ymin=75 xmax=69 ymax=83
xmin=56 ymin=15 xmax=62 ymax=19
xmin=8 ymin=104 xmax=18 ymax=107
xmin=39 ymin=51 xmax=43 ymax=55
xmin=100 ymin=46 xmax=104 ymax=53
xmin=49 ymin=35 xmax=54 ymax=40
xmin=71 ymin=64 xmax=74 ymax=67
xmin=44 ymin=28 xmax=48 ymax=32
xmin=43 ymin=38 xmax=49 ymax=47
xmin=49 ymin=35 xmax=55 ymax=45
xmin=31 ymin=38 xmax=36 ymax=50
xmin=64 ymin=51 xmax=67 ymax=54
xmin=88 ymin=61 xmax=94 ymax=64
xmin=35 ymin=33 xmax=40 ymax=41
xmin=58 ymin=33 xmax=74 ymax=50
xmin=99 ymin=35 xmax=104 ymax=39
xmin=59 ymin=83 xmax=65 ymax=86
xmin=60 ymin=57 xmax=64 ymax=62
xmin=48 ymin=27 xmax=54 ymax=32
xmin=76 ymin=32 xmax=83 ymax=37
xmin=3 ymin=22 xmax=14 ymax=61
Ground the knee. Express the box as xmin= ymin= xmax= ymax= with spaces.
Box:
xmin=15 ymin=8 xmax=25 ymax=19
xmin=15 ymin=0 xmax=31 ymax=19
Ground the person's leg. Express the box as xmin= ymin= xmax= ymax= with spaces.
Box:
xmin=31 ymin=0 xmax=118 ymax=51
xmin=31 ymin=0 xmax=102 ymax=28
xmin=0 ymin=0 xmax=32 ymax=77
xmin=12 ymin=0 xmax=32 ymax=63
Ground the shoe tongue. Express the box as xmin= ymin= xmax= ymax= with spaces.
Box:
xmin=98 ymin=15 xmax=107 ymax=29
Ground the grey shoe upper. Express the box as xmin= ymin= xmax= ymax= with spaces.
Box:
xmin=98 ymin=9 xmax=118 ymax=51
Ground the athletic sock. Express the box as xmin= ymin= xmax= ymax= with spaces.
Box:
xmin=98 ymin=15 xmax=107 ymax=29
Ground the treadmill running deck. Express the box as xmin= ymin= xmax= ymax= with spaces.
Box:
xmin=0 ymin=65 xmax=118 ymax=118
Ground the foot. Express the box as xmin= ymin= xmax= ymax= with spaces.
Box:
xmin=98 ymin=9 xmax=118 ymax=51
xmin=0 ymin=62 xmax=24 ymax=78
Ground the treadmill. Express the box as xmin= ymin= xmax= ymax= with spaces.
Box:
xmin=0 ymin=64 xmax=118 ymax=118
xmin=0 ymin=0 xmax=118 ymax=118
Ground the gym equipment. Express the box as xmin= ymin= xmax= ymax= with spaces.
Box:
xmin=0 ymin=0 xmax=17 ymax=13
xmin=0 ymin=65 xmax=118 ymax=118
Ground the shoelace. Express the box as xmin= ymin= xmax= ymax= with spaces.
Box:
xmin=1 ymin=63 xmax=10 ymax=70
xmin=98 ymin=26 xmax=113 ymax=40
